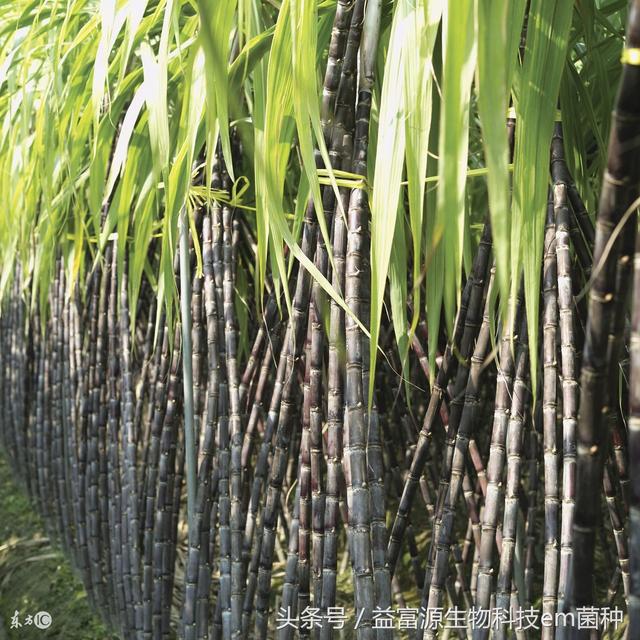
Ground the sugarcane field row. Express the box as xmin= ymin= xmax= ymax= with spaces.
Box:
xmin=2 ymin=0 xmax=640 ymax=639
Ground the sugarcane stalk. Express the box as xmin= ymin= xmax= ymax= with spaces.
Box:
xmin=136 ymin=299 xmax=159 ymax=491
xmin=98 ymin=246 xmax=116 ymax=623
xmin=309 ymin=307 xmax=326 ymax=621
xmin=118 ymin=254 xmax=142 ymax=634
xmin=299 ymin=0 xmax=368 ymax=619
xmin=179 ymin=207 xmax=198 ymax=537
xmin=603 ymin=460 xmax=630 ymax=598
xmin=252 ymin=3 xmax=368 ymax=635
xmin=468 ymin=439 xmax=488 ymax=498
xmin=386 ymin=224 xmax=492 ymax=576
xmin=142 ymin=319 xmax=169 ymax=638
xmin=240 ymin=328 xmax=279 ymax=474
xmin=71 ymin=291 xmax=92 ymax=597
xmin=51 ymin=262 xmax=67 ymax=546
xmin=297 ymin=313 xmax=314 ymax=629
xmin=630 ymin=201 xmax=640 ymax=637
xmin=61 ymin=274 xmax=79 ymax=568
xmin=551 ymin=125 xmax=579 ymax=635
xmin=494 ymin=320 xmax=530 ymax=640
xmin=280 ymin=476 xmax=302 ymax=640
xmin=220 ymin=168 xmax=245 ymax=639
xmin=242 ymin=326 xmax=290 ymax=625
xmin=151 ymin=326 xmax=182 ymax=639
xmin=319 ymin=58 xmax=362 ymax=640
xmin=364 ymin=356 xmax=392 ymax=640
xmin=96 ymin=251 xmax=113 ymax=618
xmin=183 ymin=204 xmax=221 ymax=640
xmin=573 ymin=0 xmax=640 ymax=619
xmin=238 ymin=295 xmax=280 ymax=414
xmin=357 ymin=160 xmax=392 ymax=640
xmin=472 ymin=297 xmax=523 ymax=639
xmin=523 ymin=400 xmax=540 ymax=608
xmin=380 ymin=410 xmax=424 ymax=590
xmin=240 ymin=1 xmax=354 ymax=598
xmin=106 ymin=243 xmax=126 ymax=631
xmin=420 ymin=266 xmax=495 ymax=639
xmin=541 ymin=192 xmax=560 ymax=636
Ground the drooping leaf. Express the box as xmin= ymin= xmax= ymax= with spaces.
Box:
xmin=477 ymin=0 xmax=525 ymax=307
xmin=433 ymin=0 xmax=477 ymax=334
xmin=511 ymin=0 xmax=573 ymax=398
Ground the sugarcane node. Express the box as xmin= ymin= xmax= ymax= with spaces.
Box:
xmin=602 ymin=170 xmax=626 ymax=187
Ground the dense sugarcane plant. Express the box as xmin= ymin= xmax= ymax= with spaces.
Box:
xmin=3 ymin=0 xmax=640 ymax=638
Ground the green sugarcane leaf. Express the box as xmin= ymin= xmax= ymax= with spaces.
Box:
xmin=196 ymin=0 xmax=237 ymax=181
xmin=92 ymin=0 xmax=116 ymax=130
xmin=129 ymin=188 xmax=156 ymax=332
xmin=259 ymin=0 xmax=295 ymax=317
xmin=140 ymin=41 xmax=170 ymax=187
xmin=512 ymin=0 xmax=572 ymax=399
xmin=269 ymin=186 xmax=369 ymax=341
xmin=118 ymin=0 xmax=149 ymax=86
xmin=369 ymin=0 xmax=410 ymax=407
xmin=434 ymin=0 xmax=477 ymax=334
xmin=240 ymin=0 xmax=269 ymax=308
xmin=290 ymin=0 xmax=336 ymax=280
xmin=389 ymin=204 xmax=409 ymax=394
xmin=103 ymin=86 xmax=145 ymax=206
xmin=404 ymin=0 xmax=442 ymax=338
xmin=228 ymin=26 xmax=275 ymax=97
xmin=166 ymin=46 xmax=207 ymax=283
xmin=477 ymin=0 xmax=525 ymax=309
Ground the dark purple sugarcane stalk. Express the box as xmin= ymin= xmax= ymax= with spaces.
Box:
xmin=297 ymin=313 xmax=314 ymax=631
xmin=240 ymin=328 xmax=279 ymax=474
xmin=251 ymin=1 xmax=367 ymax=634
xmin=136 ymin=299 xmax=159 ymax=492
xmin=51 ymin=263 xmax=67 ymax=546
xmin=191 ymin=245 xmax=205 ymax=458
xmin=573 ymin=0 xmax=640 ymax=622
xmin=220 ymin=168 xmax=245 ymax=638
xmin=141 ymin=319 xmax=169 ymax=638
xmin=238 ymin=295 xmax=280 ymax=415
xmin=106 ymin=244 xmax=126 ymax=631
xmin=241 ymin=325 xmax=289 ymax=616
xmin=184 ymin=204 xmax=222 ymax=640
xmin=70 ymin=289 xmax=93 ymax=597
xmin=494 ymin=319 xmax=530 ymax=640
xmin=94 ymin=249 xmax=113 ymax=618
xmin=551 ymin=125 xmax=579 ymax=635
xmin=151 ymin=326 xmax=182 ymax=639
xmin=380 ymin=410 xmax=424 ymax=591
xmin=472 ymin=289 xmax=523 ymax=638
xmin=118 ymin=254 xmax=142 ymax=634
xmin=280 ymin=477 xmax=302 ymax=640
xmin=629 ymin=190 xmax=640 ymax=637
xmin=420 ymin=266 xmax=495 ymax=639
xmin=524 ymin=402 xmax=540 ymax=608
xmin=541 ymin=192 xmax=559 ymax=636
xmin=386 ymin=228 xmax=491 ymax=576
xmin=602 ymin=461 xmax=630 ymax=598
